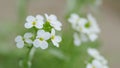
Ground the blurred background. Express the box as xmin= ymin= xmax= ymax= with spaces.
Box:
xmin=0 ymin=0 xmax=119 ymax=68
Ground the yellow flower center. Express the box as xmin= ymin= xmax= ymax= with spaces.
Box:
xmin=32 ymin=21 xmax=36 ymax=25
xmin=51 ymin=35 xmax=55 ymax=40
xmin=39 ymin=38 xmax=44 ymax=41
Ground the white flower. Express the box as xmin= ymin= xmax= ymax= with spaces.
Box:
xmin=51 ymin=29 xmax=62 ymax=47
xmin=25 ymin=15 xmax=44 ymax=29
xmin=15 ymin=32 xmax=33 ymax=48
xmin=24 ymin=32 xmax=33 ymax=44
xmin=83 ymin=14 xmax=100 ymax=34
xmin=87 ymin=59 xmax=103 ymax=68
xmin=33 ymin=30 xmax=51 ymax=49
xmin=45 ymin=14 xmax=62 ymax=31
xmin=15 ymin=36 xmax=24 ymax=48
xmin=88 ymin=48 xmax=100 ymax=59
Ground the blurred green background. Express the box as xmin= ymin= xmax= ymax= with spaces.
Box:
xmin=0 ymin=0 xmax=120 ymax=68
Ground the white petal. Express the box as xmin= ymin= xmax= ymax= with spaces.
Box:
xmin=80 ymin=33 xmax=88 ymax=42
xmin=92 ymin=59 xmax=102 ymax=68
xmin=88 ymin=48 xmax=100 ymax=58
xmin=35 ymin=21 xmax=43 ymax=29
xmin=25 ymin=39 xmax=33 ymax=44
xmin=74 ymin=33 xmax=81 ymax=46
xmin=36 ymin=15 xmax=44 ymax=21
xmin=51 ymin=29 xmax=55 ymax=35
xmin=39 ymin=41 xmax=48 ymax=49
xmin=16 ymin=41 xmax=24 ymax=48
xmin=54 ymin=36 xmax=62 ymax=42
xmin=15 ymin=36 xmax=23 ymax=42
xmin=26 ymin=16 xmax=35 ymax=22
xmin=52 ymin=40 xmax=59 ymax=47
xmin=33 ymin=39 xmax=40 ymax=48
xmin=37 ymin=30 xmax=45 ymax=38
xmin=43 ymin=32 xmax=51 ymax=40
xmin=24 ymin=32 xmax=33 ymax=39
xmin=49 ymin=14 xmax=57 ymax=21
xmin=88 ymin=33 xmax=98 ymax=42
xmin=45 ymin=14 xmax=49 ymax=19
xmin=86 ymin=64 xmax=93 ymax=68
xmin=24 ymin=22 xmax=33 ymax=29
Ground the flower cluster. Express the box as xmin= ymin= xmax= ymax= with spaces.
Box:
xmin=68 ymin=13 xmax=100 ymax=46
xmin=15 ymin=14 xmax=62 ymax=49
xmin=86 ymin=48 xmax=109 ymax=68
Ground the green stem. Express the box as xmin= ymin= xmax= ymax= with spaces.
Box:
xmin=26 ymin=46 xmax=36 ymax=68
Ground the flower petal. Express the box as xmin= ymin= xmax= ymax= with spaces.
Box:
xmin=25 ymin=39 xmax=33 ymax=44
xmin=88 ymin=33 xmax=98 ymax=42
xmin=24 ymin=22 xmax=33 ymax=29
xmin=35 ymin=21 xmax=43 ymax=29
xmin=54 ymin=36 xmax=62 ymax=42
xmin=15 ymin=36 xmax=23 ymax=42
xmin=24 ymin=32 xmax=33 ymax=39
xmin=39 ymin=41 xmax=48 ymax=49
xmin=52 ymin=40 xmax=59 ymax=47
xmin=74 ymin=33 xmax=81 ymax=46
xmin=26 ymin=16 xmax=35 ymax=22
xmin=51 ymin=29 xmax=55 ymax=35
xmin=16 ymin=41 xmax=24 ymax=48
xmin=33 ymin=39 xmax=40 ymax=48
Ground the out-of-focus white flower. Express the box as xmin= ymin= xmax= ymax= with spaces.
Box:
xmin=88 ymin=48 xmax=100 ymax=58
xmin=33 ymin=30 xmax=51 ymax=49
xmin=51 ymin=29 xmax=62 ymax=47
xmin=25 ymin=15 xmax=44 ymax=29
xmin=87 ymin=48 xmax=109 ymax=68
xmin=15 ymin=36 xmax=24 ymax=48
xmin=24 ymin=32 xmax=33 ymax=44
xmin=82 ymin=14 xmax=100 ymax=34
xmin=45 ymin=14 xmax=62 ymax=31
xmin=15 ymin=32 xmax=33 ymax=48
xmin=86 ymin=59 xmax=103 ymax=68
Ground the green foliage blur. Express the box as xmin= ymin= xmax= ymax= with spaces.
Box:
xmin=0 ymin=0 xmax=100 ymax=68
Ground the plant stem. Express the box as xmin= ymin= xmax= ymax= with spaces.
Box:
xmin=26 ymin=46 xmax=36 ymax=68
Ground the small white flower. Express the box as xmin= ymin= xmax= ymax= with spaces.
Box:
xmin=51 ymin=29 xmax=62 ymax=47
xmin=24 ymin=32 xmax=33 ymax=44
xmin=15 ymin=32 xmax=33 ymax=48
xmin=15 ymin=36 xmax=24 ymax=48
xmin=82 ymin=14 xmax=100 ymax=34
xmin=88 ymin=48 xmax=100 ymax=58
xmin=33 ymin=30 xmax=51 ymax=49
xmin=45 ymin=14 xmax=62 ymax=31
xmin=25 ymin=15 xmax=44 ymax=29
xmin=87 ymin=59 xmax=103 ymax=68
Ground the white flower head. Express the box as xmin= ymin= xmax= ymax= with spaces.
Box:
xmin=33 ymin=30 xmax=51 ymax=49
xmin=88 ymin=48 xmax=100 ymax=58
xmin=25 ymin=15 xmax=44 ymax=29
xmin=15 ymin=36 xmax=24 ymax=48
xmin=15 ymin=32 xmax=33 ymax=48
xmin=87 ymin=59 xmax=103 ymax=68
xmin=45 ymin=14 xmax=62 ymax=31
xmin=51 ymin=29 xmax=62 ymax=47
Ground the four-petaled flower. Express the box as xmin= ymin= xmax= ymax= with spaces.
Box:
xmin=51 ymin=29 xmax=62 ymax=47
xmin=33 ymin=30 xmax=51 ymax=49
xmin=25 ymin=15 xmax=44 ymax=29
xmin=45 ymin=14 xmax=62 ymax=31
xmin=15 ymin=32 xmax=33 ymax=48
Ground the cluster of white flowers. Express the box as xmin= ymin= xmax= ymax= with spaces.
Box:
xmin=68 ymin=13 xmax=100 ymax=46
xmin=15 ymin=14 xmax=62 ymax=49
xmin=86 ymin=48 xmax=109 ymax=68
